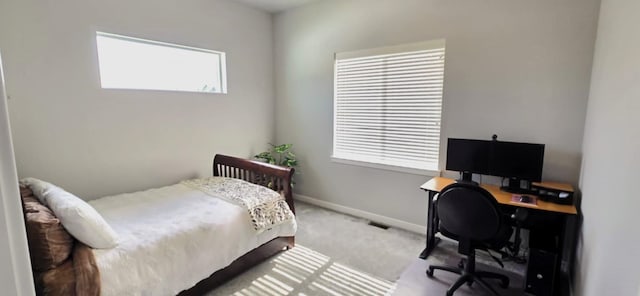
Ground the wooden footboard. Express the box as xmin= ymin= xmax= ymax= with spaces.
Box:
xmin=180 ymin=154 xmax=296 ymax=295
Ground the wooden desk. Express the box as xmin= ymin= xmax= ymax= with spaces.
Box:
xmin=421 ymin=177 xmax=577 ymax=214
xmin=419 ymin=177 xmax=579 ymax=295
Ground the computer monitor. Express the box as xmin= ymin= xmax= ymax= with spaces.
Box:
xmin=445 ymin=138 xmax=492 ymax=183
xmin=446 ymin=137 xmax=545 ymax=192
xmin=489 ymin=140 xmax=545 ymax=192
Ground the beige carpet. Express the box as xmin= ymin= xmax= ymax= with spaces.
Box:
xmin=207 ymin=202 xmax=426 ymax=295
xmin=208 ymin=244 xmax=397 ymax=295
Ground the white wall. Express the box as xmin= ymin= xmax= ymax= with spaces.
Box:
xmin=0 ymin=0 xmax=275 ymax=199
xmin=274 ymin=0 xmax=600 ymax=226
xmin=576 ymin=0 xmax=640 ymax=295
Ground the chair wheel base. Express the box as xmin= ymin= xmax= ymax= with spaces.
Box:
xmin=426 ymin=262 xmax=509 ymax=296
xmin=426 ymin=268 xmax=434 ymax=277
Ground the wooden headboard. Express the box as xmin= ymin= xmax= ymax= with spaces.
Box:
xmin=212 ymin=154 xmax=295 ymax=214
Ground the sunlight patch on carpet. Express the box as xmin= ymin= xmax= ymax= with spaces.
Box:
xmin=230 ymin=245 xmax=396 ymax=296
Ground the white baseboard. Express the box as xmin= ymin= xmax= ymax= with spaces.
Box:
xmin=294 ymin=194 xmax=427 ymax=235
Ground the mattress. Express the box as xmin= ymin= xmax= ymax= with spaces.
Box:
xmin=89 ymin=183 xmax=297 ymax=296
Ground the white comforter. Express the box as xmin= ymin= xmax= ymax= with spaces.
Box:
xmin=89 ymin=183 xmax=297 ymax=296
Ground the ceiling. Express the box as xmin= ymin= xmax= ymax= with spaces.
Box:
xmin=234 ymin=0 xmax=319 ymax=13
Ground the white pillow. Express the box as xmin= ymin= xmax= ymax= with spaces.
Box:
xmin=20 ymin=177 xmax=53 ymax=204
xmin=21 ymin=178 xmax=119 ymax=249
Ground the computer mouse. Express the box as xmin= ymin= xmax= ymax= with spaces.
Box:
xmin=519 ymin=195 xmax=531 ymax=203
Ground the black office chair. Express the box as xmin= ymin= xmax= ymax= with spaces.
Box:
xmin=426 ymin=182 xmax=512 ymax=296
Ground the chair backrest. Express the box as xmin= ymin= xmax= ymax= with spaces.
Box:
xmin=436 ymin=182 xmax=503 ymax=242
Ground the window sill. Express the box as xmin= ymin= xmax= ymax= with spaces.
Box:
xmin=330 ymin=156 xmax=440 ymax=177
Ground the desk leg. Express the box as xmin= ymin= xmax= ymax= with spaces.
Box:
xmin=561 ymin=214 xmax=578 ymax=275
xmin=555 ymin=213 xmax=579 ymax=296
xmin=420 ymin=190 xmax=440 ymax=259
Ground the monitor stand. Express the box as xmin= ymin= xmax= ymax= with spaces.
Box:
xmin=500 ymin=178 xmax=532 ymax=194
xmin=456 ymin=171 xmax=479 ymax=186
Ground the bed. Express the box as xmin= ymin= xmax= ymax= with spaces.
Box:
xmin=19 ymin=154 xmax=296 ymax=295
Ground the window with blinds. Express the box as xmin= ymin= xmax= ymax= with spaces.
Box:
xmin=332 ymin=40 xmax=446 ymax=173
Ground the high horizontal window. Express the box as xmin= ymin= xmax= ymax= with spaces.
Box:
xmin=332 ymin=40 xmax=446 ymax=173
xmin=96 ymin=32 xmax=227 ymax=94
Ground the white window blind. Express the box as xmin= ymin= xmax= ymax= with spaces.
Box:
xmin=333 ymin=40 xmax=446 ymax=172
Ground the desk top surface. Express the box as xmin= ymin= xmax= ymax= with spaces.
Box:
xmin=420 ymin=177 xmax=578 ymax=215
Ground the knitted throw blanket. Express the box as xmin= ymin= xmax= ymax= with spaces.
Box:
xmin=181 ymin=177 xmax=294 ymax=232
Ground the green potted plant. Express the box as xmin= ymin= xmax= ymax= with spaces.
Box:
xmin=255 ymin=144 xmax=298 ymax=187
xmin=254 ymin=143 xmax=298 ymax=168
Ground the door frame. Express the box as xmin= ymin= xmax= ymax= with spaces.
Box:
xmin=0 ymin=51 xmax=35 ymax=295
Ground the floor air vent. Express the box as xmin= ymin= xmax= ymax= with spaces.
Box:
xmin=368 ymin=221 xmax=390 ymax=230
